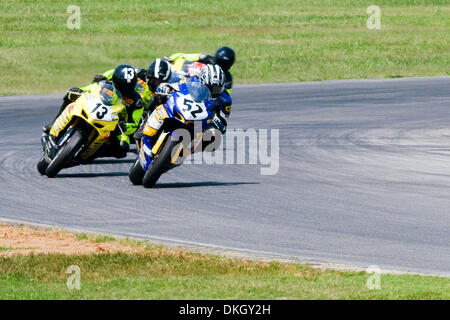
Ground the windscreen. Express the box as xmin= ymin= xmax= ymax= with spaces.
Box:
xmin=184 ymin=79 xmax=212 ymax=103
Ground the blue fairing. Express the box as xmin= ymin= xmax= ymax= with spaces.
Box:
xmin=139 ymin=77 xmax=215 ymax=170
xmin=140 ymin=135 xmax=154 ymax=170
xmin=166 ymin=78 xmax=214 ymax=124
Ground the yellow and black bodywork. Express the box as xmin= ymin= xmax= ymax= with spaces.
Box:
xmin=49 ymin=88 xmax=124 ymax=161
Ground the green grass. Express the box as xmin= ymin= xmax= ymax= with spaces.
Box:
xmin=0 ymin=251 xmax=448 ymax=299
xmin=94 ymin=235 xmax=116 ymax=243
xmin=0 ymin=247 xmax=13 ymax=252
xmin=0 ymin=0 xmax=449 ymax=95
xmin=75 ymin=233 xmax=88 ymax=241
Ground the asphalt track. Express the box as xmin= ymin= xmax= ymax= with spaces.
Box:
xmin=1 ymin=77 xmax=449 ymax=276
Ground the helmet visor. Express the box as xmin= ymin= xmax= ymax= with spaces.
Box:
xmin=147 ymin=78 xmax=163 ymax=92
xmin=210 ymin=85 xmax=224 ymax=98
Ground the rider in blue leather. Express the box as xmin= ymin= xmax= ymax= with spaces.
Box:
xmin=140 ymin=65 xmax=229 ymax=156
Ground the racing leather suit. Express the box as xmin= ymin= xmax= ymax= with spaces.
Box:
xmin=142 ymin=77 xmax=231 ymax=155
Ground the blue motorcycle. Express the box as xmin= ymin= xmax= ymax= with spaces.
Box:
xmin=129 ymin=78 xmax=220 ymax=187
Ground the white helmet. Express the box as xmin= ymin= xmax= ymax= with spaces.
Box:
xmin=199 ymin=64 xmax=225 ymax=98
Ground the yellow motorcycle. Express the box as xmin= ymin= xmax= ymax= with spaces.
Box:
xmin=37 ymin=88 xmax=124 ymax=178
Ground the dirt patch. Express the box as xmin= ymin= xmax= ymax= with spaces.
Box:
xmin=0 ymin=225 xmax=146 ymax=256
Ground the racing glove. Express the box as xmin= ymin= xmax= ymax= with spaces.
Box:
xmin=92 ymin=74 xmax=107 ymax=83
xmin=162 ymin=56 xmax=174 ymax=64
xmin=135 ymin=68 xmax=147 ymax=82
xmin=155 ymin=83 xmax=173 ymax=96
xmin=148 ymin=83 xmax=173 ymax=111
xmin=65 ymin=87 xmax=84 ymax=102
xmin=198 ymin=54 xmax=216 ymax=65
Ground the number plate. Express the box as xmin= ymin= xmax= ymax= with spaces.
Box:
xmin=89 ymin=98 xmax=115 ymax=122
xmin=178 ymin=97 xmax=208 ymax=120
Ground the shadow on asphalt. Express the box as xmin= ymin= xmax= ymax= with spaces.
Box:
xmin=56 ymin=172 xmax=129 ymax=178
xmin=152 ymin=181 xmax=260 ymax=189
xmin=88 ymin=159 xmax=135 ymax=164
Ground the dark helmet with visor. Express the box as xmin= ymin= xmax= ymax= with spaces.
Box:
xmin=214 ymin=46 xmax=235 ymax=72
xmin=147 ymin=58 xmax=172 ymax=92
xmin=112 ymin=64 xmax=137 ymax=98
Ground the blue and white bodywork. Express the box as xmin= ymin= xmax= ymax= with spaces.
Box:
xmin=139 ymin=77 xmax=215 ymax=170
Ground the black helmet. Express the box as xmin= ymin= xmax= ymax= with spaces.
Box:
xmin=147 ymin=58 xmax=172 ymax=91
xmin=112 ymin=64 xmax=137 ymax=98
xmin=214 ymin=46 xmax=235 ymax=72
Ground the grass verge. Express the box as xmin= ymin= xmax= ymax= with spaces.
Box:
xmin=0 ymin=0 xmax=449 ymax=95
xmin=0 ymin=225 xmax=448 ymax=300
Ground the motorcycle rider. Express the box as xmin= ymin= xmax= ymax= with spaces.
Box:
xmin=44 ymin=58 xmax=172 ymax=134
xmin=93 ymin=59 xmax=173 ymax=148
xmin=197 ymin=64 xmax=230 ymax=151
xmin=93 ymin=58 xmax=172 ymax=112
xmin=166 ymin=46 xmax=235 ymax=94
xmin=163 ymin=63 xmax=231 ymax=131
xmin=140 ymin=64 xmax=229 ymax=155
xmin=45 ymin=64 xmax=144 ymax=159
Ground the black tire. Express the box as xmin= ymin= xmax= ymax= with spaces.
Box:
xmin=129 ymin=157 xmax=146 ymax=185
xmin=142 ymin=137 xmax=181 ymax=188
xmin=45 ymin=130 xmax=85 ymax=178
xmin=37 ymin=155 xmax=49 ymax=175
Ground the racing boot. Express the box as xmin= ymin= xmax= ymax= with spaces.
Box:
xmin=195 ymin=115 xmax=225 ymax=153
xmin=201 ymin=127 xmax=222 ymax=152
xmin=93 ymin=139 xmax=129 ymax=160
xmin=43 ymin=134 xmax=59 ymax=160
xmin=133 ymin=111 xmax=150 ymax=144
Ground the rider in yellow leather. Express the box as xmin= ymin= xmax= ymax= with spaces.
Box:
xmin=46 ymin=64 xmax=144 ymax=159
xmin=44 ymin=60 xmax=172 ymax=158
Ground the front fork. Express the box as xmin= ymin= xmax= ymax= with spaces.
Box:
xmin=139 ymin=132 xmax=168 ymax=170
xmin=42 ymin=118 xmax=82 ymax=160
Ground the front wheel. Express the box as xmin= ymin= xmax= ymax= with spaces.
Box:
xmin=129 ymin=157 xmax=146 ymax=185
xmin=45 ymin=130 xmax=85 ymax=178
xmin=37 ymin=155 xmax=49 ymax=175
xmin=142 ymin=137 xmax=181 ymax=188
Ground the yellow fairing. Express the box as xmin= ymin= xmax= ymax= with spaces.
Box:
xmin=170 ymin=144 xmax=183 ymax=164
xmin=49 ymin=92 xmax=124 ymax=160
xmin=151 ymin=132 xmax=169 ymax=155
xmin=149 ymin=131 xmax=182 ymax=165
xmin=172 ymin=58 xmax=186 ymax=72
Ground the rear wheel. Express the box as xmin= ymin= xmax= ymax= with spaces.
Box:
xmin=45 ymin=130 xmax=85 ymax=178
xmin=129 ymin=157 xmax=146 ymax=185
xmin=142 ymin=137 xmax=181 ymax=188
